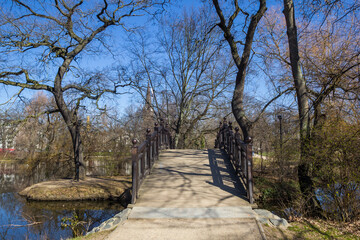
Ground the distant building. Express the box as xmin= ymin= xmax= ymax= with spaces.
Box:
xmin=142 ymin=83 xmax=156 ymax=132
xmin=0 ymin=118 xmax=17 ymax=151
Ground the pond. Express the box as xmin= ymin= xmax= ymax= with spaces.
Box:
xmin=315 ymin=182 xmax=360 ymax=221
xmin=0 ymin=160 xmax=129 ymax=240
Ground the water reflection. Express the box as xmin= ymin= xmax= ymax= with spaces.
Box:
xmin=316 ymin=182 xmax=360 ymax=221
xmin=0 ymin=160 xmax=128 ymax=240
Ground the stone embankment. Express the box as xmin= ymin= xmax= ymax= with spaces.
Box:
xmin=86 ymin=208 xmax=132 ymax=235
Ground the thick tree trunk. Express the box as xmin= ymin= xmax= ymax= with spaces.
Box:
xmin=213 ymin=0 xmax=266 ymax=140
xmin=70 ymin=123 xmax=85 ymax=181
xmin=283 ymin=0 xmax=322 ymax=216
xmin=174 ymin=109 xmax=185 ymax=149
xmin=56 ymin=111 xmax=85 ymax=181
xmin=53 ymin=60 xmax=85 ymax=181
xmin=232 ymin=72 xmax=251 ymax=140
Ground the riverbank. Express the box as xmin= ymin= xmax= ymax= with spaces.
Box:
xmin=19 ymin=176 xmax=131 ymax=201
xmin=251 ymin=156 xmax=360 ymax=239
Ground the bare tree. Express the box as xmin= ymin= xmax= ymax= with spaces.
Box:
xmin=0 ymin=0 xmax=167 ymax=180
xmin=211 ymin=0 xmax=267 ymax=140
xmin=130 ymin=7 xmax=234 ymax=149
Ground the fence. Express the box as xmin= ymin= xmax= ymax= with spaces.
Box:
xmin=215 ymin=117 xmax=254 ymax=204
xmin=131 ymin=119 xmax=172 ymax=204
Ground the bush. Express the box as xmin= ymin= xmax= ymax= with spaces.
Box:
xmin=308 ymin=117 xmax=360 ymax=222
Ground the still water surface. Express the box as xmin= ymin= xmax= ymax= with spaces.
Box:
xmin=0 ymin=161 xmax=126 ymax=240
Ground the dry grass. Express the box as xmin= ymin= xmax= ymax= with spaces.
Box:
xmin=252 ymin=157 xmax=360 ymax=240
xmin=68 ymin=229 xmax=114 ymax=240
xmin=19 ymin=176 xmax=131 ymax=201
xmin=263 ymin=218 xmax=360 ymax=240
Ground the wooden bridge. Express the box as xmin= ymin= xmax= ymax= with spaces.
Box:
xmin=105 ymin=118 xmax=265 ymax=239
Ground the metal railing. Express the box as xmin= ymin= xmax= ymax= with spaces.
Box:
xmin=131 ymin=119 xmax=172 ymax=204
xmin=215 ymin=117 xmax=254 ymax=204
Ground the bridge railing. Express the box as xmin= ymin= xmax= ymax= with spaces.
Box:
xmin=215 ymin=117 xmax=254 ymax=204
xmin=131 ymin=119 xmax=172 ymax=204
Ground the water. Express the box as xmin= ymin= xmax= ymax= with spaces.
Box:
xmin=0 ymin=160 xmax=128 ymax=240
xmin=316 ymin=182 xmax=360 ymax=221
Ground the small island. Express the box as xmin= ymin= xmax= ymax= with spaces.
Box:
xmin=19 ymin=176 xmax=131 ymax=201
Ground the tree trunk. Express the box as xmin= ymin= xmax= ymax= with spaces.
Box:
xmin=70 ymin=123 xmax=85 ymax=181
xmin=232 ymin=72 xmax=251 ymax=140
xmin=53 ymin=83 xmax=85 ymax=179
xmin=174 ymin=110 xmax=185 ymax=149
xmin=212 ymin=0 xmax=266 ymax=140
xmin=283 ymin=0 xmax=322 ymax=216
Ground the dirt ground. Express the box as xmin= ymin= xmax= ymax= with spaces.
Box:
xmin=19 ymin=176 xmax=132 ymax=201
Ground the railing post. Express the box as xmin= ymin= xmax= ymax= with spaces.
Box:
xmin=228 ymin=121 xmax=234 ymax=162
xmin=215 ymin=121 xmax=222 ymax=148
xmin=245 ymin=137 xmax=254 ymax=204
xmin=234 ymin=127 xmax=241 ymax=174
xmin=222 ymin=117 xmax=228 ymax=149
xmin=165 ymin=122 xmax=170 ymax=149
xmin=131 ymin=139 xmax=138 ymax=204
xmin=241 ymin=144 xmax=246 ymax=178
xmin=146 ymin=128 xmax=151 ymax=172
xmin=215 ymin=116 xmax=255 ymax=205
xmin=154 ymin=123 xmax=159 ymax=161
xmin=160 ymin=118 xmax=164 ymax=148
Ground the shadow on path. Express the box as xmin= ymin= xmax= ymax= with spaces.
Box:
xmin=207 ymin=149 xmax=247 ymax=200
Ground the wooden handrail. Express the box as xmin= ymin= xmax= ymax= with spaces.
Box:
xmin=131 ymin=119 xmax=172 ymax=204
xmin=215 ymin=117 xmax=254 ymax=204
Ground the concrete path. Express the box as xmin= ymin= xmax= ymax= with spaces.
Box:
xmin=105 ymin=149 xmax=265 ymax=240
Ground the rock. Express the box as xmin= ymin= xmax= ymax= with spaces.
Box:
xmin=103 ymin=223 xmax=113 ymax=230
xmin=254 ymin=209 xmax=277 ymax=219
xmin=112 ymin=218 xmax=121 ymax=225
xmin=257 ymin=217 xmax=270 ymax=225
xmin=270 ymin=218 xmax=289 ymax=229
xmin=254 ymin=208 xmax=290 ymax=229
xmin=86 ymin=208 xmax=132 ymax=235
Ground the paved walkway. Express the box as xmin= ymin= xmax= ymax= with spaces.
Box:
xmin=105 ymin=149 xmax=265 ymax=240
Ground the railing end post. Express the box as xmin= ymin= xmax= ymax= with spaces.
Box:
xmin=229 ymin=121 xmax=233 ymax=130
xmin=131 ymin=139 xmax=138 ymax=204
xmin=160 ymin=118 xmax=164 ymax=127
xmin=245 ymin=136 xmax=254 ymax=204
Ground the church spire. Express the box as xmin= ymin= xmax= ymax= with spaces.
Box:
xmin=142 ymin=81 xmax=154 ymax=133
xmin=144 ymin=82 xmax=152 ymax=112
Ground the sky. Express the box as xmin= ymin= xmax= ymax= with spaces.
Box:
xmin=0 ymin=0 xmax=204 ymax=115
xmin=0 ymin=0 xmax=285 ymax=118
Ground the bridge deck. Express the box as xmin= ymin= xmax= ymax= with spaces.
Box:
xmin=106 ymin=149 xmax=264 ymax=240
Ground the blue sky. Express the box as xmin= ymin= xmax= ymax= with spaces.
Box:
xmin=0 ymin=0 xmax=203 ymax=114
xmin=0 ymin=0 xmax=285 ymax=118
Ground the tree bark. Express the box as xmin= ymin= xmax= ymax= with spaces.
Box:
xmin=53 ymin=59 xmax=85 ymax=181
xmin=283 ymin=0 xmax=322 ymax=216
xmin=213 ymin=0 xmax=267 ymax=140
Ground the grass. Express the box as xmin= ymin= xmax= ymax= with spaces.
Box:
xmin=0 ymin=159 xmax=17 ymax=163
xmin=252 ymin=157 xmax=360 ymax=240
xmin=67 ymin=229 xmax=114 ymax=240
xmin=263 ymin=219 xmax=360 ymax=240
